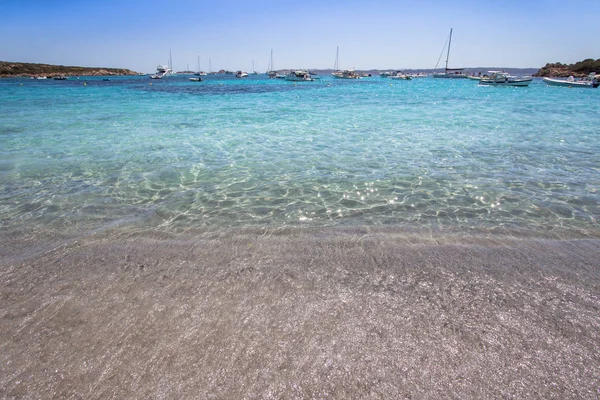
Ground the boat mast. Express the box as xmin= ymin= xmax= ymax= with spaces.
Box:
xmin=169 ymin=49 xmax=173 ymax=71
xmin=334 ymin=46 xmax=339 ymax=71
xmin=445 ymin=29 xmax=453 ymax=72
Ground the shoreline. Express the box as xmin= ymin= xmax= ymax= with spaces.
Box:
xmin=2 ymin=227 xmax=599 ymax=398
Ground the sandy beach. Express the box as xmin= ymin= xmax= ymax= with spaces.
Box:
xmin=1 ymin=227 xmax=599 ymax=399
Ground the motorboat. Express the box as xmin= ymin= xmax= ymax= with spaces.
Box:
xmin=285 ymin=70 xmax=314 ymax=81
xmin=235 ymin=71 xmax=249 ymax=78
xmin=379 ymin=71 xmax=395 ymax=77
xmin=389 ymin=72 xmax=412 ymax=80
xmin=150 ymin=65 xmax=172 ymax=79
xmin=478 ymin=71 xmax=532 ymax=87
xmin=189 ymin=77 xmax=203 ymax=82
xmin=332 ymin=69 xmax=360 ymax=79
xmin=543 ymin=74 xmax=599 ymax=88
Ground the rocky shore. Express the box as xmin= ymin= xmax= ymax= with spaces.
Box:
xmin=535 ymin=59 xmax=600 ymax=78
xmin=0 ymin=61 xmax=140 ymax=78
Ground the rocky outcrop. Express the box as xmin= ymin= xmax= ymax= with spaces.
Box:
xmin=0 ymin=61 xmax=140 ymax=78
xmin=535 ymin=59 xmax=600 ymax=78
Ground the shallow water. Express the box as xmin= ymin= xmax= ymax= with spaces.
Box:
xmin=1 ymin=74 xmax=599 ymax=239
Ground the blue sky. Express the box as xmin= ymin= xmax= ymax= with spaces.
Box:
xmin=1 ymin=0 xmax=598 ymax=73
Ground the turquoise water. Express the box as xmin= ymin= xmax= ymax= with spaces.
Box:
xmin=1 ymin=75 xmax=599 ymax=237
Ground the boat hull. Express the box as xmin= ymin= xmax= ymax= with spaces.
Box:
xmin=479 ymin=79 xmax=532 ymax=87
xmin=433 ymin=73 xmax=469 ymax=79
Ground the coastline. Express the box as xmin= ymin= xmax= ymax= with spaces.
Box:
xmin=0 ymin=61 xmax=140 ymax=78
xmin=2 ymin=226 xmax=599 ymax=398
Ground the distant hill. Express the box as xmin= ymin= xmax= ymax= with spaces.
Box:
xmin=0 ymin=61 xmax=140 ymax=78
xmin=534 ymin=59 xmax=600 ymax=78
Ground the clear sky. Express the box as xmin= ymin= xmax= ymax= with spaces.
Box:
xmin=1 ymin=0 xmax=598 ymax=73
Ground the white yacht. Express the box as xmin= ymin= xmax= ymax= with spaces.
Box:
xmin=235 ymin=71 xmax=249 ymax=78
xmin=149 ymin=65 xmax=172 ymax=79
xmin=478 ymin=71 xmax=532 ymax=87
xmin=285 ymin=70 xmax=314 ymax=81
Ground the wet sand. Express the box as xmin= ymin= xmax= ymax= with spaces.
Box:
xmin=1 ymin=227 xmax=600 ymax=399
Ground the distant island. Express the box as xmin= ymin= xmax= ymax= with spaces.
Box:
xmin=534 ymin=59 xmax=600 ymax=78
xmin=0 ymin=61 xmax=140 ymax=78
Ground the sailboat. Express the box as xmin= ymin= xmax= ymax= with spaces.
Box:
xmin=266 ymin=49 xmax=277 ymax=78
xmin=168 ymin=49 xmax=176 ymax=76
xmin=206 ymin=57 xmax=217 ymax=75
xmin=194 ymin=56 xmax=207 ymax=76
xmin=251 ymin=59 xmax=258 ymax=75
xmin=433 ymin=29 xmax=468 ymax=78
xmin=331 ymin=46 xmax=360 ymax=79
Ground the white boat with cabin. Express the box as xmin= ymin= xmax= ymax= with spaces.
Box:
xmin=332 ymin=69 xmax=361 ymax=79
xmin=389 ymin=71 xmax=412 ymax=80
xmin=285 ymin=70 xmax=314 ymax=81
xmin=478 ymin=71 xmax=532 ymax=87
xmin=150 ymin=65 xmax=172 ymax=79
xmin=235 ymin=71 xmax=249 ymax=78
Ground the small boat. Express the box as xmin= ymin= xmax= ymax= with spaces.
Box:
xmin=332 ymin=69 xmax=361 ymax=79
xmin=543 ymin=74 xmax=599 ymax=88
xmin=53 ymin=76 xmax=68 ymax=80
xmin=235 ymin=71 xmax=249 ymax=78
xmin=150 ymin=65 xmax=172 ymax=79
xmin=189 ymin=77 xmax=203 ymax=82
xmin=284 ymin=70 xmax=314 ymax=81
xmin=478 ymin=71 xmax=532 ymax=87
xmin=389 ymin=72 xmax=412 ymax=80
xmin=379 ymin=71 xmax=395 ymax=78
xmin=433 ymin=29 xmax=469 ymax=79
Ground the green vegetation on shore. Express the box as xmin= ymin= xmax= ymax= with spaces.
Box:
xmin=535 ymin=58 xmax=600 ymax=77
xmin=0 ymin=61 xmax=139 ymax=78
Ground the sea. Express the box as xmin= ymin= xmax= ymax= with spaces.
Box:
xmin=1 ymin=73 xmax=598 ymax=241
xmin=2 ymin=73 xmax=600 ymax=398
